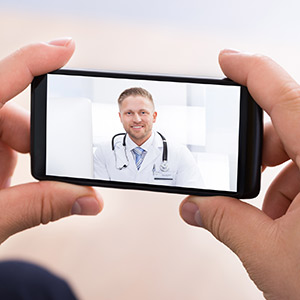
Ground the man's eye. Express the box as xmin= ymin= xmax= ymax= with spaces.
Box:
xmin=126 ymin=112 xmax=132 ymax=115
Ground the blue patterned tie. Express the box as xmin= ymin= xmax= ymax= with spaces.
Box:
xmin=132 ymin=147 xmax=145 ymax=170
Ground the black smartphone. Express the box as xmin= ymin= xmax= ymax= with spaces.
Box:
xmin=31 ymin=69 xmax=262 ymax=199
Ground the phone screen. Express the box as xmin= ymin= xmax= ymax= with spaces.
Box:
xmin=45 ymin=72 xmax=241 ymax=192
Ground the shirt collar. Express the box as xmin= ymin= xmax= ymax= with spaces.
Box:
xmin=126 ymin=132 xmax=155 ymax=152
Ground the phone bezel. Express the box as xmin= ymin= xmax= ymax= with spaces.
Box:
xmin=31 ymin=69 xmax=262 ymax=199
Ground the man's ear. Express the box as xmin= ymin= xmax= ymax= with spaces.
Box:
xmin=118 ymin=112 xmax=122 ymax=122
xmin=153 ymin=111 xmax=157 ymax=123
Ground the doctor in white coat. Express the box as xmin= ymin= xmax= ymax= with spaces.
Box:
xmin=93 ymin=87 xmax=204 ymax=188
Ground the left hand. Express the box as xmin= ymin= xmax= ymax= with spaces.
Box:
xmin=0 ymin=38 xmax=103 ymax=244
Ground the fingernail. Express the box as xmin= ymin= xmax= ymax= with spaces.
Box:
xmin=220 ymin=48 xmax=240 ymax=55
xmin=48 ymin=37 xmax=73 ymax=47
xmin=71 ymin=196 xmax=101 ymax=215
xmin=181 ymin=202 xmax=203 ymax=227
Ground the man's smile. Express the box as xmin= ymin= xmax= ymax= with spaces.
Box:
xmin=131 ymin=125 xmax=143 ymax=129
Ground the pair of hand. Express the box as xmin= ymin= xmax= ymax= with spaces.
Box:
xmin=1 ymin=39 xmax=299 ymax=299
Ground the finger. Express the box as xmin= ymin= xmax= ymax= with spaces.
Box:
xmin=262 ymin=122 xmax=288 ymax=167
xmin=219 ymin=50 xmax=300 ymax=168
xmin=263 ymin=161 xmax=300 ymax=219
xmin=0 ymin=38 xmax=75 ymax=107
xmin=0 ymin=103 xmax=30 ymax=153
xmin=180 ymin=196 xmax=273 ymax=260
xmin=0 ymin=181 xmax=103 ymax=244
xmin=0 ymin=141 xmax=17 ymax=188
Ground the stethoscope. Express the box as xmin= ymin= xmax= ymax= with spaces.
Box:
xmin=111 ymin=131 xmax=169 ymax=172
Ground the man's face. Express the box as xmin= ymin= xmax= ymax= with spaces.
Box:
xmin=119 ymin=95 xmax=157 ymax=146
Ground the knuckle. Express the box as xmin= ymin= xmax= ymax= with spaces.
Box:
xmin=208 ymin=204 xmax=227 ymax=242
xmin=37 ymin=181 xmax=77 ymax=224
xmin=269 ymin=72 xmax=300 ymax=118
xmin=13 ymin=42 xmax=45 ymax=59
xmin=11 ymin=46 xmax=28 ymax=63
xmin=207 ymin=200 xmax=248 ymax=254
xmin=278 ymin=82 xmax=300 ymax=104
xmin=250 ymin=53 xmax=273 ymax=68
xmin=25 ymin=182 xmax=56 ymax=226
xmin=38 ymin=181 xmax=58 ymax=225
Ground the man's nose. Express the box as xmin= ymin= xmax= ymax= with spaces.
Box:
xmin=133 ymin=113 xmax=141 ymax=122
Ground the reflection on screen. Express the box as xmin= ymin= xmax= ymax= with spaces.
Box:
xmin=46 ymin=74 xmax=240 ymax=192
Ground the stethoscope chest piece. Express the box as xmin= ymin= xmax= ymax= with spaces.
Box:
xmin=160 ymin=160 xmax=169 ymax=172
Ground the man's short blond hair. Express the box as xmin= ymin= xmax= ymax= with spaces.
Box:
xmin=117 ymin=87 xmax=155 ymax=110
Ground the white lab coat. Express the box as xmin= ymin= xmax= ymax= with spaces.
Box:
xmin=94 ymin=131 xmax=204 ymax=188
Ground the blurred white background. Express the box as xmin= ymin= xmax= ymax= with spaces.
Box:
xmin=1 ymin=1 xmax=300 ymax=299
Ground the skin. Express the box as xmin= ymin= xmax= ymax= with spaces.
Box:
xmin=118 ymin=95 xmax=157 ymax=146
xmin=180 ymin=49 xmax=300 ymax=300
xmin=2 ymin=40 xmax=299 ymax=299
xmin=0 ymin=38 xmax=103 ymax=244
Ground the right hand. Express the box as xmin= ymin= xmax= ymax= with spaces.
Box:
xmin=180 ymin=50 xmax=300 ymax=300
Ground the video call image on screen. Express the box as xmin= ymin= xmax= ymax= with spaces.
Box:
xmin=46 ymin=74 xmax=240 ymax=192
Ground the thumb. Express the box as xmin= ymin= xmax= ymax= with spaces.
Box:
xmin=180 ymin=196 xmax=273 ymax=258
xmin=0 ymin=181 xmax=103 ymax=243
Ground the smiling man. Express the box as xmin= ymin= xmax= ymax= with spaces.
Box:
xmin=117 ymin=88 xmax=157 ymax=147
xmin=93 ymin=87 xmax=204 ymax=188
